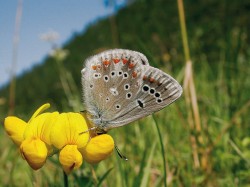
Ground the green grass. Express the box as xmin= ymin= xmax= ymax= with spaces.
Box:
xmin=1 ymin=0 xmax=250 ymax=186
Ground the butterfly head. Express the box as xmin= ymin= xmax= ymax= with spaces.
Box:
xmin=81 ymin=110 xmax=110 ymax=134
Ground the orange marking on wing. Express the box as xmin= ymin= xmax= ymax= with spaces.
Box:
xmin=128 ymin=63 xmax=135 ymax=69
xmin=103 ymin=60 xmax=110 ymax=66
xmin=122 ymin=58 xmax=128 ymax=64
xmin=113 ymin=58 xmax=120 ymax=64
xmin=149 ymin=77 xmax=155 ymax=83
xmin=92 ymin=65 xmax=97 ymax=70
xmin=132 ymin=71 xmax=137 ymax=78
xmin=97 ymin=65 xmax=101 ymax=69
xmin=143 ymin=76 xmax=147 ymax=80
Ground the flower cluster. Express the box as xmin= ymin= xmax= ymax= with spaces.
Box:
xmin=4 ymin=104 xmax=114 ymax=174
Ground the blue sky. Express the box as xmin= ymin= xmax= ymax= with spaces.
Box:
xmin=0 ymin=0 xmax=125 ymax=87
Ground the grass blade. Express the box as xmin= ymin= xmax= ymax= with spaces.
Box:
xmin=152 ymin=114 xmax=167 ymax=187
xmin=140 ymin=142 xmax=156 ymax=187
xmin=97 ymin=167 xmax=113 ymax=187
xmin=132 ymin=146 xmax=149 ymax=187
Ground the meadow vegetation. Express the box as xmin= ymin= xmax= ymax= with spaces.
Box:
xmin=0 ymin=0 xmax=249 ymax=186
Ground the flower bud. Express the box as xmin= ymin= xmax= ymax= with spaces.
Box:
xmin=20 ymin=137 xmax=48 ymax=170
xmin=59 ymin=145 xmax=83 ymax=174
xmin=81 ymin=134 xmax=114 ymax=164
xmin=4 ymin=117 xmax=27 ymax=146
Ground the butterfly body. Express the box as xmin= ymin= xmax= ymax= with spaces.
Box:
xmin=81 ymin=49 xmax=182 ymax=133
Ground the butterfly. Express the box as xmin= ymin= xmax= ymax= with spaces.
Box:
xmin=81 ymin=49 xmax=182 ymax=134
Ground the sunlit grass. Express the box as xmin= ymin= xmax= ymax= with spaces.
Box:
xmin=1 ymin=0 xmax=250 ymax=186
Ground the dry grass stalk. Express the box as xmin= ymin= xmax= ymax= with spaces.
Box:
xmin=177 ymin=0 xmax=206 ymax=169
xmin=8 ymin=0 xmax=23 ymax=115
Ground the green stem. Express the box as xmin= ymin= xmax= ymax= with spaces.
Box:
xmin=152 ymin=114 xmax=167 ymax=187
xmin=63 ymin=171 xmax=68 ymax=187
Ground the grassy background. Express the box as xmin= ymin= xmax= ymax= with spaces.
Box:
xmin=0 ymin=0 xmax=250 ymax=186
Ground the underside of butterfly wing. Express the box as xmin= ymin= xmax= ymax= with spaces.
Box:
xmin=106 ymin=66 xmax=182 ymax=129
xmin=82 ymin=49 xmax=148 ymax=131
xmin=81 ymin=49 xmax=182 ymax=132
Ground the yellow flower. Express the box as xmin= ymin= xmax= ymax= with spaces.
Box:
xmin=20 ymin=137 xmax=48 ymax=170
xmin=4 ymin=103 xmax=116 ymax=172
xmin=4 ymin=103 xmax=59 ymax=170
xmin=59 ymin=145 xmax=82 ymax=174
xmin=21 ymin=110 xmax=59 ymax=169
xmin=23 ymin=111 xmax=59 ymax=150
xmin=81 ymin=134 xmax=115 ymax=164
xmin=4 ymin=116 xmax=27 ymax=146
xmin=50 ymin=112 xmax=89 ymax=174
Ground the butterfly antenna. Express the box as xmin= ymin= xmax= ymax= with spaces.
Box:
xmin=79 ymin=127 xmax=96 ymax=135
xmin=115 ymin=145 xmax=128 ymax=161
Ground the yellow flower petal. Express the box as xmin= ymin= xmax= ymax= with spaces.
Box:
xmin=51 ymin=113 xmax=89 ymax=149
xmin=40 ymin=112 xmax=59 ymax=145
xmin=59 ymin=145 xmax=83 ymax=174
xmin=20 ymin=137 xmax=48 ymax=170
xmin=24 ymin=112 xmax=59 ymax=146
xmin=81 ymin=134 xmax=114 ymax=164
xmin=4 ymin=116 xmax=27 ymax=146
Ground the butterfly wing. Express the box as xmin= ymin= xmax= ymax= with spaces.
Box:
xmin=81 ymin=49 xmax=182 ymax=132
xmin=105 ymin=65 xmax=182 ymax=129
